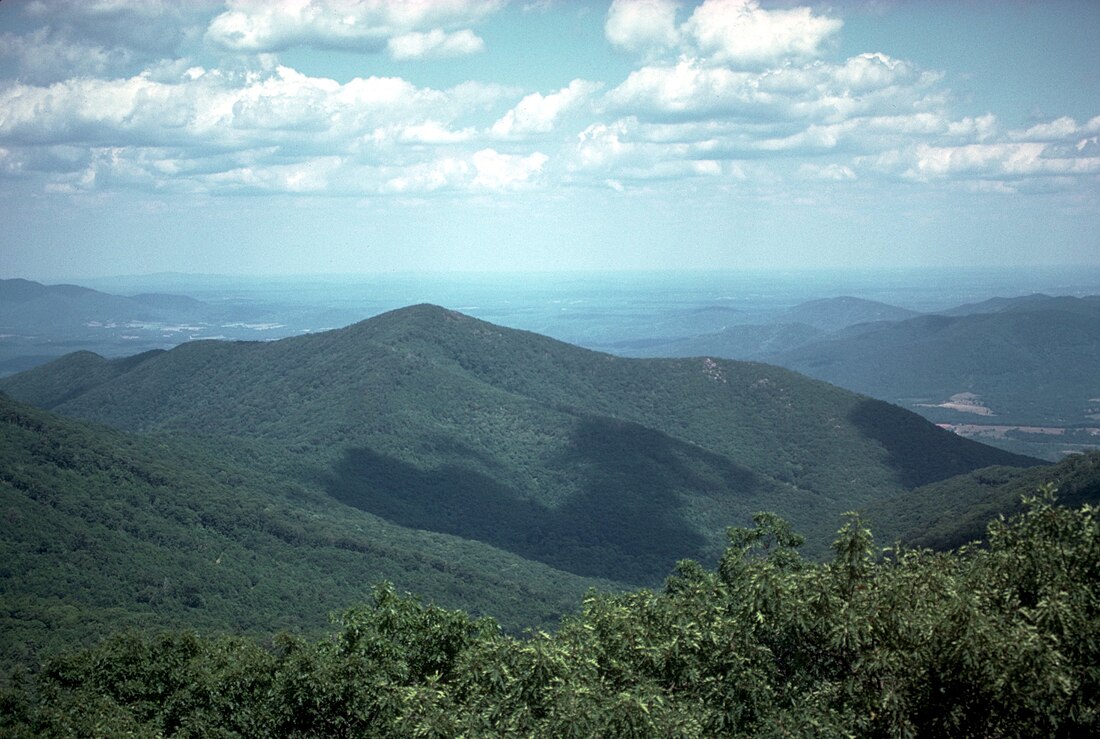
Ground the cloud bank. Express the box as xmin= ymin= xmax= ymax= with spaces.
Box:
xmin=0 ymin=0 xmax=1096 ymax=203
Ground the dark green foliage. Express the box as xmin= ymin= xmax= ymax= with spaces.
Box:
xmin=4 ymin=497 xmax=1096 ymax=737
xmin=0 ymin=305 xmax=1036 ymax=573
xmin=865 ymin=450 xmax=1100 ymax=550
xmin=0 ymin=394 xmax=615 ymax=674
xmin=770 ymin=297 xmax=1100 ymax=427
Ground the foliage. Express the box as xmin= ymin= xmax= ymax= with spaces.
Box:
xmin=4 ymin=496 xmax=1096 ymax=737
xmin=0 ymin=394 xmax=615 ymax=674
xmin=0 ymin=304 xmax=1037 ymax=577
xmin=865 ymin=450 xmax=1100 ymax=550
xmin=770 ymin=298 xmax=1100 ymax=429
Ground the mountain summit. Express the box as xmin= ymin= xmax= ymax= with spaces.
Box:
xmin=1 ymin=305 xmax=1038 ymax=582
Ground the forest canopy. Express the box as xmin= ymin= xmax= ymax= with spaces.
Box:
xmin=3 ymin=493 xmax=1096 ymax=738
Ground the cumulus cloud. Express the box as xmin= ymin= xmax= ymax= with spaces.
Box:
xmin=205 ymin=0 xmax=504 ymax=54
xmin=682 ymin=0 xmax=841 ymax=68
xmin=907 ymin=142 xmax=1100 ymax=181
xmin=605 ymin=0 xmax=681 ymax=55
xmin=472 ymin=148 xmax=549 ymax=190
xmin=490 ymin=80 xmax=601 ymax=138
xmin=383 ymin=157 xmax=470 ymax=193
xmin=0 ymin=63 xmax=530 ymax=196
xmin=0 ymin=29 xmax=135 ymax=85
xmin=1 ymin=1 xmax=208 ymax=84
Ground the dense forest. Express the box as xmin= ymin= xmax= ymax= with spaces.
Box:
xmin=2 ymin=495 xmax=1096 ymax=737
xmin=2 ymin=305 xmax=1097 ymax=736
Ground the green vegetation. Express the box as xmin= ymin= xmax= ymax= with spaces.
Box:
xmin=0 ymin=394 xmax=616 ymax=674
xmin=3 ymin=496 xmax=1096 ymax=738
xmin=864 ymin=450 xmax=1100 ymax=550
xmin=0 ymin=304 xmax=1037 ymax=579
xmin=771 ymin=298 xmax=1100 ymax=427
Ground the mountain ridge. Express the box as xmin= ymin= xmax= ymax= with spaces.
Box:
xmin=2 ymin=304 xmax=1039 ymax=580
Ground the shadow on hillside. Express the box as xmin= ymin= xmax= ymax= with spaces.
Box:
xmin=323 ymin=416 xmax=760 ymax=584
xmin=847 ymin=398 xmax=1040 ymax=490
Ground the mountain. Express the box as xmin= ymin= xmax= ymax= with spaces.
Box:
xmin=601 ymin=322 xmax=827 ymax=361
xmin=0 ymin=278 xmax=207 ymax=329
xmin=863 ymin=450 xmax=1100 ymax=551
xmin=778 ymin=296 xmax=922 ymax=332
xmin=2 ymin=305 xmax=1038 ymax=583
xmin=938 ymin=293 xmax=1100 ymax=317
xmin=590 ymin=297 xmax=919 ymax=361
xmin=766 ymin=296 xmax=1100 ymax=427
xmin=0 ymin=392 xmax=614 ymax=671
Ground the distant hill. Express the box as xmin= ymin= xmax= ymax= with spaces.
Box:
xmin=0 ymin=278 xmax=207 ymax=329
xmin=0 ymin=393 xmax=613 ymax=671
xmin=939 ymin=293 xmax=1100 ymax=317
xmin=2 ymin=305 xmax=1038 ymax=582
xmin=603 ymin=322 xmax=827 ymax=360
xmin=594 ymin=297 xmax=919 ymax=360
xmin=766 ymin=296 xmax=1100 ymax=427
xmin=778 ymin=296 xmax=922 ymax=332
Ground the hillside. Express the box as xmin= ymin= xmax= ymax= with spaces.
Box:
xmin=4 ymin=494 xmax=1096 ymax=737
xmin=0 ymin=393 xmax=614 ymax=671
xmin=2 ymin=305 xmax=1038 ymax=581
xmin=778 ymin=295 xmax=922 ymax=332
xmin=602 ymin=322 xmax=826 ymax=361
xmin=864 ymin=450 xmax=1100 ymax=551
xmin=767 ymin=297 xmax=1100 ymax=426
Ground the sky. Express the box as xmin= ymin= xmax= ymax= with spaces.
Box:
xmin=0 ymin=0 xmax=1098 ymax=279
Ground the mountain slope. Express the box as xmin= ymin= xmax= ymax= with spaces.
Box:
xmin=601 ymin=322 xmax=826 ymax=360
xmin=0 ymin=393 xmax=616 ymax=671
xmin=767 ymin=298 xmax=1100 ymax=425
xmin=863 ymin=451 xmax=1100 ymax=551
xmin=1 ymin=305 xmax=1038 ymax=578
xmin=779 ymin=296 xmax=922 ymax=332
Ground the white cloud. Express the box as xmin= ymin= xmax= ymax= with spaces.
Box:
xmin=398 ymin=121 xmax=476 ymax=144
xmin=471 ymin=148 xmax=549 ymax=190
xmin=0 ymin=29 xmax=136 ymax=85
xmin=387 ymin=28 xmax=485 ymax=59
xmin=0 ymin=64 xmax=527 ymax=196
xmin=908 ymin=142 xmax=1100 ymax=181
xmin=206 ymin=0 xmax=504 ymax=53
xmin=682 ymin=0 xmax=841 ymax=68
xmin=605 ymin=0 xmax=681 ymax=55
xmin=490 ymin=80 xmax=601 ymax=137
xmin=383 ymin=157 xmax=470 ymax=193
xmin=1012 ymin=116 xmax=1086 ymax=142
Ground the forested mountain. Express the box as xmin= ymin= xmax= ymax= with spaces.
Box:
xmin=776 ymin=295 xmax=922 ymax=332
xmin=0 ymin=278 xmax=208 ymax=329
xmin=2 ymin=306 xmax=1097 ymax=735
xmin=2 ymin=305 xmax=1037 ymax=585
xmin=864 ymin=450 xmax=1100 ymax=551
xmin=768 ymin=296 xmax=1100 ymax=425
xmin=0 ymin=393 xmax=614 ymax=671
xmin=604 ymin=322 xmax=826 ymax=361
xmin=4 ymin=495 xmax=1096 ymax=737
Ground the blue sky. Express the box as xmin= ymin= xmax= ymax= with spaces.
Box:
xmin=0 ymin=0 xmax=1097 ymax=279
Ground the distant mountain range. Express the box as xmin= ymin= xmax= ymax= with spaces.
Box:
xmin=6 ymin=276 xmax=1099 ymax=462
xmin=770 ymin=296 xmax=1100 ymax=425
xmin=0 ymin=277 xmax=337 ymax=376
xmin=601 ymin=294 xmax=1100 ymax=459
